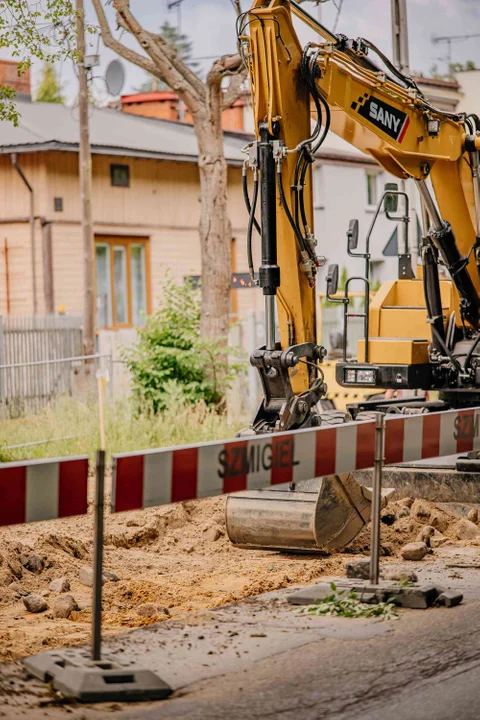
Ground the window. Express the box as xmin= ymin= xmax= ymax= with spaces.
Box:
xmin=95 ymin=238 xmax=149 ymax=328
xmin=54 ymin=197 xmax=63 ymax=212
xmin=366 ymin=172 xmax=378 ymax=208
xmin=110 ymin=164 xmax=130 ymax=187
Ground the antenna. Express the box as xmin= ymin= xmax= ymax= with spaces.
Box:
xmin=432 ymin=32 xmax=480 ymax=67
xmin=105 ymin=59 xmax=125 ymax=97
xmin=167 ymin=0 xmax=186 ymax=32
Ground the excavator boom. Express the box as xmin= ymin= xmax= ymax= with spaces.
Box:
xmin=226 ymin=0 xmax=480 ymax=554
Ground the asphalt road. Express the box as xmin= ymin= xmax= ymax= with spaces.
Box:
xmin=109 ymin=599 xmax=480 ymax=720
xmin=4 ymin=558 xmax=480 ymax=720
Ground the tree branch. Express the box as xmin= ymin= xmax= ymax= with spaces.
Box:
xmin=222 ymin=66 xmax=248 ymax=110
xmin=113 ymin=0 xmax=206 ymax=109
xmin=91 ymin=0 xmax=157 ymax=77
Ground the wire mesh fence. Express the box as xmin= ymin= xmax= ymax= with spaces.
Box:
xmin=0 ymin=353 xmax=113 ymax=420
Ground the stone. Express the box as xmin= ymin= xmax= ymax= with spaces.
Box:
xmin=453 ymin=518 xmax=480 ymax=541
xmin=79 ymin=567 xmax=94 ymax=588
xmin=380 ymin=543 xmax=393 ymax=557
xmin=8 ymin=582 xmax=27 ymax=596
xmin=203 ymin=526 xmax=225 ymax=542
xmin=430 ymin=534 xmax=448 ymax=549
xmin=346 ymin=559 xmax=370 ymax=580
xmin=7 ymin=556 xmax=23 ymax=579
xmin=79 ymin=567 xmax=119 ymax=587
xmin=40 ymin=590 xmax=50 ymax=598
xmin=396 ymin=507 xmax=411 ymax=519
xmin=429 ymin=510 xmax=450 ymax=534
xmin=50 ymin=577 xmax=70 ymax=593
xmin=380 ymin=513 xmax=396 ymax=526
xmin=136 ymin=603 xmax=170 ymax=619
xmin=467 ymin=507 xmax=479 ymax=524
xmin=416 ymin=525 xmax=436 ymax=547
xmin=400 ymin=542 xmax=428 ymax=561
xmin=398 ymin=497 xmax=414 ymax=508
xmin=22 ymin=554 xmax=45 ymax=574
xmin=102 ymin=570 xmax=119 ymax=583
xmin=52 ymin=594 xmax=78 ymax=619
xmin=436 ymin=590 xmax=463 ymax=608
xmin=23 ymin=595 xmax=48 ymax=614
xmin=411 ymin=500 xmax=431 ymax=520
xmin=382 ymin=568 xmax=418 ymax=583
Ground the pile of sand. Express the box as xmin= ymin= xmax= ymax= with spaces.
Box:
xmin=0 ymin=492 xmax=476 ymax=661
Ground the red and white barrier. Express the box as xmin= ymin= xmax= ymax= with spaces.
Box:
xmin=0 ymin=456 xmax=89 ymax=527
xmin=112 ymin=420 xmax=377 ymax=512
xmin=384 ymin=407 xmax=480 ymax=464
xmin=112 ymin=406 xmax=480 ymax=514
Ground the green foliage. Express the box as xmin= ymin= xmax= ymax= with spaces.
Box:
xmin=0 ymin=84 xmax=19 ymax=125
xmin=429 ymin=60 xmax=477 ymax=80
xmin=295 ymin=582 xmax=399 ymax=620
xmin=0 ymin=397 xmax=244 ymax=463
xmin=122 ymin=275 xmax=244 ymax=412
xmin=135 ymin=20 xmax=200 ymax=92
xmin=0 ymin=1 xmax=95 ymax=123
xmin=35 ymin=62 xmax=64 ymax=103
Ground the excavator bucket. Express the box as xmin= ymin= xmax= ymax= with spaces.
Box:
xmin=225 ymin=474 xmax=393 ymax=554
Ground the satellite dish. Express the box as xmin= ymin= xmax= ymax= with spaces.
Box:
xmin=105 ymin=59 xmax=125 ymax=96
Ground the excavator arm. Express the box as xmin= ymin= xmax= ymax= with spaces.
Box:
xmin=239 ymin=0 xmax=480 ymax=409
xmin=225 ymin=0 xmax=480 ymax=555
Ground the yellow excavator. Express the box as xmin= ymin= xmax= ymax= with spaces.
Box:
xmin=225 ymin=0 xmax=480 ymax=553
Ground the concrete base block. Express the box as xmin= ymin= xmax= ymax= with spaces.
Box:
xmin=23 ymin=648 xmax=172 ymax=703
xmin=287 ymin=580 xmax=462 ymax=610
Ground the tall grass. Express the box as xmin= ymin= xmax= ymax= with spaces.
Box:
xmin=0 ymin=398 xmax=245 ymax=463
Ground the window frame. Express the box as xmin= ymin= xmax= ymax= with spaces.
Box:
xmin=110 ymin=163 xmax=131 ymax=188
xmin=365 ymin=170 xmax=380 ymax=210
xmin=95 ymin=236 xmax=151 ymax=329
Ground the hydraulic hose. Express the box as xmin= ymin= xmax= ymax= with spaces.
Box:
xmin=246 ymin=172 xmax=260 ymax=284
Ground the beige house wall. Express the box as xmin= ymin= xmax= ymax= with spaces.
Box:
xmin=0 ymin=150 xmax=258 ymax=319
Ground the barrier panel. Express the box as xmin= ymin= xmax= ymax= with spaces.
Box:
xmin=111 ymin=406 xmax=480 ymax=514
xmin=112 ymin=419 xmax=378 ymax=513
xmin=0 ymin=456 xmax=89 ymax=527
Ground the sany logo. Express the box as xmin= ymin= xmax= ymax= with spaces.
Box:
xmin=351 ymin=93 xmax=410 ymax=143
xmin=369 ymin=101 xmax=402 ymax=134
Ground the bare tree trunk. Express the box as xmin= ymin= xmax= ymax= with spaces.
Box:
xmin=195 ymin=85 xmax=232 ymax=340
xmin=76 ymin=0 xmax=95 ymax=356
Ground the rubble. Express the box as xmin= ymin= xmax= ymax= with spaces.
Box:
xmin=400 ymin=542 xmax=428 ymax=561
xmin=345 ymin=559 xmax=370 ymax=579
xmin=49 ymin=577 xmax=70 ymax=593
xmin=52 ymin=595 xmax=78 ymax=619
xmin=453 ymin=518 xmax=480 ymax=541
xmin=23 ymin=595 xmax=48 ymax=614
xmin=22 ymin=554 xmax=45 ymax=574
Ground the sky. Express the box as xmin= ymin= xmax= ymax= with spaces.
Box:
xmin=31 ymin=0 xmax=480 ymax=102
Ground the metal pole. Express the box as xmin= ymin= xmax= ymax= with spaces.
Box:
xmin=92 ymin=448 xmax=105 ymax=662
xmin=369 ymin=413 xmax=385 ymax=586
xmin=391 ymin=0 xmax=410 ymax=74
xmin=265 ymin=295 xmax=276 ymax=350
xmin=76 ymin=0 xmax=95 ymax=357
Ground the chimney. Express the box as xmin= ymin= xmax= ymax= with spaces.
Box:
xmin=0 ymin=60 xmax=31 ymax=100
xmin=121 ymin=91 xmax=181 ymax=121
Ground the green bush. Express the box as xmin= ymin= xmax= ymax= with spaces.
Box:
xmin=122 ymin=275 xmax=243 ymax=412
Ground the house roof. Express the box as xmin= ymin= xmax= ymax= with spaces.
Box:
xmin=0 ymin=100 xmax=247 ymax=166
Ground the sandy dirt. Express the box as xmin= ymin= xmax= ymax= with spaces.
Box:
xmin=0 ymin=489 xmax=477 ymax=662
